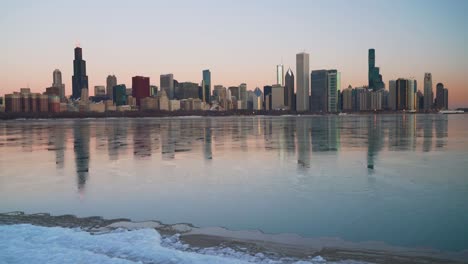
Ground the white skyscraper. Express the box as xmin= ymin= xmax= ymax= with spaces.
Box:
xmin=52 ymin=69 xmax=65 ymax=101
xmin=276 ymin=64 xmax=284 ymax=86
xmin=423 ymin=73 xmax=433 ymax=111
xmin=296 ymin=52 xmax=310 ymax=112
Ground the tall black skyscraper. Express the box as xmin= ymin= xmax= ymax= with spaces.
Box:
xmin=368 ymin=49 xmax=384 ymax=91
xmin=285 ymin=68 xmax=295 ymax=111
xmin=72 ymin=47 xmax=89 ymax=99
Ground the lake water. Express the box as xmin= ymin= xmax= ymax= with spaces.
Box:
xmin=1 ymin=114 xmax=467 ymax=253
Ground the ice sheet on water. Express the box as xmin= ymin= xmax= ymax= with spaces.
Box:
xmin=0 ymin=224 xmax=366 ymax=264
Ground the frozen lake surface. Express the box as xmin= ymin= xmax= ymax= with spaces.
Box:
xmin=1 ymin=114 xmax=467 ymax=255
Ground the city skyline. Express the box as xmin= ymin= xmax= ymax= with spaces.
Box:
xmin=1 ymin=0 xmax=467 ymax=107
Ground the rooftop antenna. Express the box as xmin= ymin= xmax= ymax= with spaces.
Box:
xmin=76 ymin=40 xmax=80 ymax=48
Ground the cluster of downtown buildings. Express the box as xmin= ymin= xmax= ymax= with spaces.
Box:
xmin=1 ymin=47 xmax=450 ymax=114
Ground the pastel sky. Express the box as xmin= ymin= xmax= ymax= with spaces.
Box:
xmin=1 ymin=0 xmax=467 ymax=107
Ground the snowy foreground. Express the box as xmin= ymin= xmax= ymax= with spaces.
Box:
xmin=0 ymin=224 xmax=364 ymax=264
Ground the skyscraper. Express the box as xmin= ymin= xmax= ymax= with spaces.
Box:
xmin=276 ymin=64 xmax=284 ymax=86
xmin=368 ymin=49 xmax=385 ymax=91
xmin=271 ymin=84 xmax=284 ymax=110
xmin=407 ymin=79 xmax=415 ymax=111
xmin=113 ymin=84 xmax=127 ymax=106
xmin=52 ymin=69 xmax=65 ymax=101
xmin=444 ymin=88 xmax=448 ymax=110
xmin=389 ymin=80 xmax=397 ymax=110
xmin=160 ymin=74 xmax=174 ymax=100
xmin=396 ymin=78 xmax=408 ymax=110
xmin=239 ymin=83 xmax=247 ymax=110
xmin=423 ymin=73 xmax=433 ymax=111
xmin=285 ymin=68 xmax=294 ymax=110
xmin=202 ymin=70 xmax=211 ymax=104
xmin=436 ymin=83 xmax=446 ymax=110
xmin=72 ymin=47 xmax=89 ymax=100
xmin=296 ymin=52 xmax=310 ymax=112
xmin=263 ymin=85 xmax=272 ymax=110
xmin=132 ymin=76 xmax=150 ymax=107
xmin=106 ymin=75 xmax=117 ymax=98
xmin=310 ymin=70 xmax=328 ymax=112
xmin=327 ymin=70 xmax=340 ymax=113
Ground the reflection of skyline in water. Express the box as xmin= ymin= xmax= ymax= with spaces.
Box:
xmin=73 ymin=122 xmax=90 ymax=190
xmin=0 ymin=115 xmax=454 ymax=190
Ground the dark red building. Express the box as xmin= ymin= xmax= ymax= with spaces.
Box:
xmin=132 ymin=76 xmax=150 ymax=107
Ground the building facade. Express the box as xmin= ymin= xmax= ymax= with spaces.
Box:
xmin=368 ymin=49 xmax=385 ymax=91
xmin=106 ymin=75 xmax=117 ymax=99
xmin=296 ymin=52 xmax=310 ymax=112
xmin=132 ymin=76 xmax=150 ymax=107
xmin=423 ymin=73 xmax=433 ymax=111
xmin=310 ymin=70 xmax=328 ymax=112
xmin=72 ymin=47 xmax=89 ymax=99
xmin=160 ymin=74 xmax=174 ymax=100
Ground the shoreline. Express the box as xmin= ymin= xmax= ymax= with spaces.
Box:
xmin=0 ymin=110 xmax=456 ymax=120
xmin=1 ymin=212 xmax=466 ymax=264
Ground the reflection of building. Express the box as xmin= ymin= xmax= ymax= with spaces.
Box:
xmin=52 ymin=124 xmax=66 ymax=169
xmin=311 ymin=116 xmax=339 ymax=152
xmin=435 ymin=114 xmax=448 ymax=149
xmin=204 ymin=119 xmax=213 ymax=160
xmin=366 ymin=115 xmax=385 ymax=170
xmin=73 ymin=122 xmax=90 ymax=190
xmin=296 ymin=117 xmax=311 ymax=168
xmin=133 ymin=121 xmax=152 ymax=158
